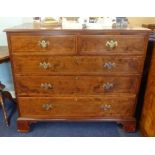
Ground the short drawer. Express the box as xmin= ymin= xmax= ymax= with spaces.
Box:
xmin=10 ymin=35 xmax=76 ymax=55
xmin=12 ymin=55 xmax=144 ymax=75
xmin=18 ymin=96 xmax=136 ymax=118
xmin=15 ymin=75 xmax=140 ymax=96
xmin=79 ymin=35 xmax=145 ymax=55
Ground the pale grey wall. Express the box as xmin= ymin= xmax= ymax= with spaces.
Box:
xmin=0 ymin=17 xmax=33 ymax=45
xmin=0 ymin=17 xmax=33 ymax=92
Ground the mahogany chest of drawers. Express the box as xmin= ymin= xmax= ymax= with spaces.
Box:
xmin=5 ymin=24 xmax=150 ymax=132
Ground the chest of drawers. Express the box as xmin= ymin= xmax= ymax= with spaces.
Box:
xmin=5 ymin=24 xmax=150 ymax=132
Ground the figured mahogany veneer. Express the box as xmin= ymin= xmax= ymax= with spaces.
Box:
xmin=79 ymin=35 xmax=145 ymax=55
xmin=12 ymin=55 xmax=144 ymax=75
xmin=18 ymin=96 xmax=136 ymax=118
xmin=15 ymin=76 xmax=140 ymax=96
xmin=10 ymin=35 xmax=76 ymax=54
xmin=5 ymin=24 xmax=150 ymax=132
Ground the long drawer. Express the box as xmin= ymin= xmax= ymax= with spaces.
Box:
xmin=18 ymin=96 xmax=136 ymax=118
xmin=12 ymin=55 xmax=144 ymax=75
xmin=15 ymin=75 xmax=140 ymax=96
xmin=79 ymin=35 xmax=145 ymax=55
xmin=10 ymin=35 xmax=76 ymax=55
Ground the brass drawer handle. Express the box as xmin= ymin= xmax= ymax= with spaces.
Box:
xmin=74 ymin=97 xmax=78 ymax=102
xmin=38 ymin=39 xmax=49 ymax=48
xmin=74 ymin=57 xmax=80 ymax=64
xmin=106 ymin=40 xmax=118 ymax=49
xmin=42 ymin=103 xmax=53 ymax=111
xmin=103 ymin=82 xmax=113 ymax=90
xmin=103 ymin=62 xmax=116 ymax=70
xmin=39 ymin=62 xmax=52 ymax=70
xmin=101 ymin=104 xmax=112 ymax=111
xmin=40 ymin=83 xmax=53 ymax=90
xmin=75 ymin=76 xmax=79 ymax=80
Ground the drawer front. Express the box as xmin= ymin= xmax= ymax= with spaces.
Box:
xmin=16 ymin=76 xmax=139 ymax=96
xmin=18 ymin=96 xmax=136 ymax=118
xmin=10 ymin=35 xmax=76 ymax=55
xmin=79 ymin=35 xmax=145 ymax=55
xmin=13 ymin=55 xmax=144 ymax=75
